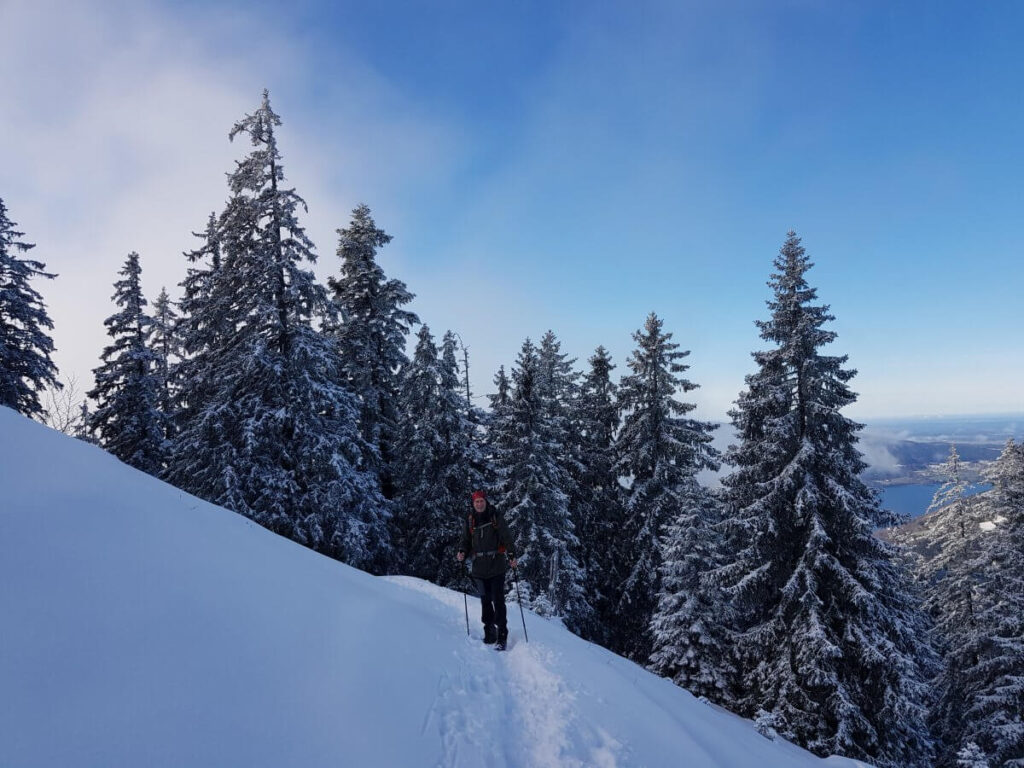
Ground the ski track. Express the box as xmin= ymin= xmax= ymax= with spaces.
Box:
xmin=387 ymin=577 xmax=621 ymax=768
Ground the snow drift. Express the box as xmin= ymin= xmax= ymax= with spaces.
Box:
xmin=0 ymin=407 xmax=872 ymax=767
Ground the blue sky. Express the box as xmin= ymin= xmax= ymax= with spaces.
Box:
xmin=2 ymin=0 xmax=1023 ymax=420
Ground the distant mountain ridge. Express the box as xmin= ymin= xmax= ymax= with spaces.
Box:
xmin=860 ymin=413 xmax=1024 ymax=482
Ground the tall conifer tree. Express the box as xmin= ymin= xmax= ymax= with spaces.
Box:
xmin=924 ymin=444 xmax=990 ymax=767
xmin=490 ymin=339 xmax=589 ymax=627
xmin=87 ymin=252 xmax=164 ymax=475
xmin=489 ymin=365 xmax=510 ymax=412
xmin=649 ymin=479 xmax=734 ymax=706
xmin=536 ymin=330 xmax=595 ymax=633
xmin=929 ymin=445 xmax=971 ymax=521
xmin=716 ymin=232 xmax=933 ymax=766
xmin=439 ymin=330 xmax=487 ymax=556
xmin=0 ymin=198 xmax=59 ymax=418
xmin=147 ymin=287 xmax=180 ymax=444
xmin=610 ymin=312 xmax=717 ymax=662
xmin=394 ymin=327 xmax=481 ymax=586
xmin=954 ymin=440 xmax=1024 ymax=767
xmin=329 ymin=204 xmax=418 ymax=502
xmin=484 ymin=364 xmax=512 ymax=492
xmin=168 ymin=91 xmax=388 ymax=570
xmin=176 ymin=212 xmax=225 ymax=386
xmin=165 ymin=213 xmax=230 ymax=489
xmin=573 ymin=345 xmax=623 ymax=644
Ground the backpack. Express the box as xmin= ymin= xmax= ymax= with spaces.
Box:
xmin=467 ymin=509 xmax=507 ymax=555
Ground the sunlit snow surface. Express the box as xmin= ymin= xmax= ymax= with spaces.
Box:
xmin=0 ymin=408 xmax=873 ymax=767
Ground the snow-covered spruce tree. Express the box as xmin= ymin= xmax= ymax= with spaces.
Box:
xmin=486 ymin=365 xmax=511 ymax=439
xmin=536 ymin=331 xmax=582 ymax=482
xmin=925 ymin=444 xmax=991 ymax=767
xmin=165 ymin=212 xmax=231 ymax=487
xmin=176 ymin=212 xmax=225 ymax=384
xmin=609 ymin=312 xmax=717 ymax=663
xmin=0 ymin=198 xmax=59 ymax=418
xmin=929 ymin=444 xmax=971 ymax=524
xmin=169 ymin=91 xmax=389 ymax=571
xmin=73 ymin=401 xmax=96 ymax=444
xmin=146 ymin=287 xmax=180 ymax=444
xmin=442 ymin=331 xmax=488 ymax=496
xmin=892 ymin=443 xmax=1024 ymax=767
xmin=393 ymin=326 xmax=481 ymax=586
xmin=329 ymin=204 xmax=418 ymax=503
xmin=440 ymin=331 xmax=488 ymax=553
xmin=959 ymin=439 xmax=1024 ymax=767
xmin=715 ymin=232 xmax=933 ymax=766
xmin=482 ymin=364 xmax=512 ymax=491
xmin=571 ymin=345 xmax=624 ymax=645
xmin=649 ymin=478 xmax=735 ymax=706
xmin=490 ymin=338 xmax=589 ymax=627
xmin=981 ymin=438 xmax=1024 ymax=512
xmin=87 ymin=252 xmax=165 ymax=475
xmin=489 ymin=365 xmax=511 ymax=413
xmin=536 ymin=330 xmax=581 ymax=431
xmin=536 ymin=330 xmax=596 ymax=634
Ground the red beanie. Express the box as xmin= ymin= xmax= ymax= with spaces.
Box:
xmin=471 ymin=490 xmax=486 ymax=501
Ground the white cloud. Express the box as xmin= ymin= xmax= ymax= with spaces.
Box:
xmin=0 ymin=0 xmax=460 ymax=395
xmin=1 ymin=0 xmax=269 ymax=389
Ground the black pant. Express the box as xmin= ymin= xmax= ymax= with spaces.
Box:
xmin=474 ymin=574 xmax=507 ymax=632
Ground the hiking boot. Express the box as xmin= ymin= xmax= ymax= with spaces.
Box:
xmin=496 ymin=627 xmax=508 ymax=650
xmin=483 ymin=624 xmax=497 ymax=644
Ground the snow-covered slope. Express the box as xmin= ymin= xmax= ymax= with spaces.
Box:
xmin=0 ymin=407 xmax=871 ymax=768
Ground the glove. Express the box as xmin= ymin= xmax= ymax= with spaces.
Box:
xmin=456 ymin=551 xmax=465 ymax=562
xmin=508 ymin=558 xmax=517 ymax=568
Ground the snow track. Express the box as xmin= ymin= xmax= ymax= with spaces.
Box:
xmin=504 ymin=645 xmax=579 ymax=767
xmin=387 ymin=576 xmax=621 ymax=768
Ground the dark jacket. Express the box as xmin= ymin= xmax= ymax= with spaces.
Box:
xmin=459 ymin=506 xmax=516 ymax=579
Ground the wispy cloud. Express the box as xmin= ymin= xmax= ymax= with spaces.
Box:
xmin=0 ymin=0 xmax=460 ymax=392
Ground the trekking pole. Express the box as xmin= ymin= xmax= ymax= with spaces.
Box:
xmin=462 ymin=563 xmax=471 ymax=636
xmin=512 ymin=563 xmax=528 ymax=643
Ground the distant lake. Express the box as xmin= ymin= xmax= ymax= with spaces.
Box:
xmin=877 ymin=483 xmax=989 ymax=520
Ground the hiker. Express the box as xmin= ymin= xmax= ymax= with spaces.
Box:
xmin=457 ymin=490 xmax=517 ymax=649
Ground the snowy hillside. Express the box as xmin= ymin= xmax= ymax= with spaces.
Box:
xmin=0 ymin=407 xmax=871 ymax=768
